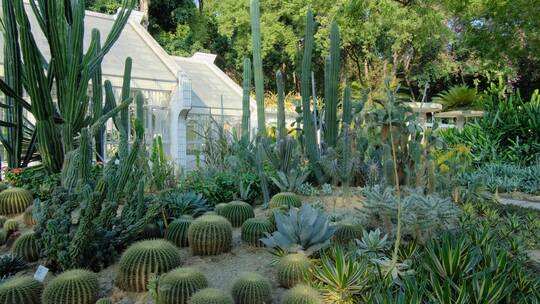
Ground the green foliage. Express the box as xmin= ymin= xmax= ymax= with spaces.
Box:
xmin=188 ymin=214 xmax=232 ymax=256
xmin=241 ymin=218 xmax=274 ymax=247
xmin=231 ymin=272 xmax=272 ymax=304
xmin=277 ymin=253 xmax=312 ymax=288
xmin=333 ymin=223 xmax=363 ymax=245
xmin=117 ymin=240 xmax=182 ymax=292
xmin=42 ymin=269 xmax=98 ymax=304
xmin=165 ymin=216 xmax=193 ymax=248
xmin=282 ymin=284 xmax=322 ymax=304
xmin=158 ymin=267 xmax=208 ymax=304
xmin=261 ymin=205 xmax=336 ymax=255
xmin=161 ymin=190 xmax=210 ymax=219
xmin=0 ymin=255 xmax=27 ymax=281
xmin=269 ymin=192 xmax=302 ymax=209
xmin=270 ymin=170 xmax=309 ymax=193
xmin=433 ymin=85 xmax=479 ymax=111
xmin=3 ymin=167 xmax=59 ymax=200
xmin=150 ymin=136 xmax=177 ymax=191
xmin=0 ymin=187 xmax=32 ymax=216
xmin=11 ymin=232 xmax=38 ymax=262
xmin=0 ymin=276 xmax=42 ymax=304
xmin=458 ymin=163 xmax=540 ymax=194
xmin=220 ymin=201 xmax=254 ymax=227
xmin=356 ymin=229 xmax=390 ymax=259
xmin=190 ymin=288 xmax=234 ymax=304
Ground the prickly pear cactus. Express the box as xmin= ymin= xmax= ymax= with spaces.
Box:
xmin=117 ymin=240 xmax=182 ymax=292
xmin=190 ymin=288 xmax=233 ymax=304
xmin=12 ymin=232 xmax=39 ymax=262
xmin=0 ymin=187 xmax=33 ymax=215
xmin=282 ymin=284 xmax=322 ymax=304
xmin=241 ymin=218 xmax=274 ymax=247
xmin=42 ymin=269 xmax=98 ymax=304
xmin=231 ymin=272 xmax=272 ymax=304
xmin=220 ymin=201 xmax=254 ymax=227
xmin=188 ymin=215 xmax=232 ymax=256
xmin=277 ymin=253 xmax=312 ymax=288
xmin=269 ymin=192 xmax=301 ymax=209
xmin=0 ymin=276 xmax=43 ymax=304
xmin=158 ymin=267 xmax=208 ymax=304
xmin=165 ymin=216 xmax=193 ymax=247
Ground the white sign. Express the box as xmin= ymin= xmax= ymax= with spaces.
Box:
xmin=33 ymin=265 xmax=49 ymax=282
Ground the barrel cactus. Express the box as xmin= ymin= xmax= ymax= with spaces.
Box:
xmin=42 ymin=269 xmax=98 ymax=304
xmin=190 ymin=288 xmax=233 ymax=304
xmin=0 ymin=188 xmax=33 ymax=216
xmin=277 ymin=253 xmax=312 ymax=288
xmin=0 ymin=276 xmax=43 ymax=304
xmin=282 ymin=285 xmax=322 ymax=304
xmin=117 ymin=240 xmax=182 ymax=292
xmin=231 ymin=273 xmax=272 ymax=304
xmin=140 ymin=223 xmax=162 ymax=239
xmin=23 ymin=206 xmax=36 ymax=226
xmin=214 ymin=203 xmax=228 ymax=215
xmin=220 ymin=201 xmax=254 ymax=227
xmin=3 ymin=219 xmax=18 ymax=234
xmin=188 ymin=215 xmax=232 ymax=256
xmin=158 ymin=267 xmax=208 ymax=304
xmin=269 ymin=192 xmax=301 ymax=209
xmin=165 ymin=216 xmax=193 ymax=247
xmin=241 ymin=218 xmax=274 ymax=247
xmin=96 ymin=298 xmax=113 ymax=304
xmin=12 ymin=232 xmax=39 ymax=262
xmin=333 ymin=223 xmax=362 ymax=245
xmin=0 ymin=229 xmax=6 ymax=245
xmin=0 ymin=216 xmax=7 ymax=227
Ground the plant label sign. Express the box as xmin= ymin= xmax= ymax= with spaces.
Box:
xmin=34 ymin=265 xmax=49 ymax=282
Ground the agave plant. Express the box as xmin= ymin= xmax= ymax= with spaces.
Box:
xmin=161 ymin=190 xmax=210 ymax=219
xmin=0 ymin=254 xmax=27 ymax=281
xmin=261 ymin=204 xmax=336 ymax=255
xmin=270 ymin=169 xmax=309 ymax=193
xmin=356 ymin=229 xmax=390 ymax=258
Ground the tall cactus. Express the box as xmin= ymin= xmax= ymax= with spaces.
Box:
xmin=342 ymin=86 xmax=352 ymax=130
xmin=242 ymin=58 xmax=252 ymax=143
xmin=250 ymin=0 xmax=266 ymax=138
xmin=300 ymin=10 xmax=324 ymax=183
xmin=276 ymin=70 xmax=287 ymax=140
xmin=324 ymin=21 xmax=341 ymax=148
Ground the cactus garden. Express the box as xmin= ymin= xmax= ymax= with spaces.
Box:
xmin=0 ymin=0 xmax=539 ymax=303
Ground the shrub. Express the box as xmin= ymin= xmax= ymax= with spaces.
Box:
xmin=42 ymin=269 xmax=98 ymax=304
xmin=165 ymin=216 xmax=193 ymax=247
xmin=231 ymin=272 xmax=272 ymax=304
xmin=269 ymin=192 xmax=302 ymax=209
xmin=117 ymin=240 xmax=182 ymax=292
xmin=158 ymin=267 xmax=208 ymax=304
xmin=241 ymin=218 xmax=274 ymax=247
xmin=332 ymin=223 xmax=362 ymax=245
xmin=0 ymin=254 xmax=27 ymax=281
xmin=188 ymin=215 xmax=232 ymax=256
xmin=12 ymin=232 xmax=39 ymax=262
xmin=220 ymin=201 xmax=254 ymax=227
xmin=0 ymin=187 xmax=33 ymax=216
xmin=161 ymin=190 xmax=210 ymax=219
xmin=190 ymin=288 xmax=234 ymax=304
xmin=277 ymin=253 xmax=312 ymax=288
xmin=282 ymin=285 xmax=322 ymax=304
xmin=0 ymin=276 xmax=42 ymax=304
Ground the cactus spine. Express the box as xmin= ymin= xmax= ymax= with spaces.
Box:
xmin=190 ymin=288 xmax=234 ymax=304
xmin=242 ymin=58 xmax=252 ymax=143
xmin=12 ymin=232 xmax=39 ymax=262
xmin=0 ymin=276 xmax=43 ymax=304
xmin=165 ymin=216 xmax=193 ymax=247
xmin=188 ymin=215 xmax=233 ymax=256
xmin=117 ymin=240 xmax=182 ymax=292
xmin=277 ymin=253 xmax=312 ymax=288
xmin=324 ymin=21 xmax=341 ymax=148
xmin=250 ymin=0 xmax=266 ymax=137
xmin=42 ymin=269 xmax=99 ymax=304
xmin=220 ymin=201 xmax=254 ymax=227
xmin=241 ymin=218 xmax=274 ymax=247
xmin=277 ymin=70 xmax=287 ymax=140
xmin=158 ymin=267 xmax=208 ymax=304
xmin=231 ymin=273 xmax=272 ymax=304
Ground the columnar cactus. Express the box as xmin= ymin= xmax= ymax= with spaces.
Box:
xmin=282 ymin=285 xmax=322 ymax=304
xmin=231 ymin=273 xmax=272 ymax=304
xmin=117 ymin=240 xmax=182 ymax=292
xmin=0 ymin=187 xmax=32 ymax=215
xmin=215 ymin=203 xmax=228 ymax=216
xmin=220 ymin=201 xmax=254 ymax=227
xmin=276 ymin=70 xmax=286 ymax=140
xmin=250 ymin=0 xmax=266 ymax=137
xmin=190 ymin=288 xmax=233 ymax=304
xmin=165 ymin=216 xmax=193 ymax=247
xmin=42 ymin=269 xmax=98 ymax=304
xmin=0 ymin=276 xmax=43 ymax=304
xmin=12 ymin=232 xmax=39 ymax=262
xmin=333 ymin=223 xmax=363 ymax=245
xmin=96 ymin=299 xmax=113 ymax=304
xmin=269 ymin=192 xmax=302 ymax=209
xmin=188 ymin=215 xmax=232 ymax=256
xmin=277 ymin=253 xmax=312 ymax=288
xmin=241 ymin=218 xmax=274 ymax=247
xmin=3 ymin=219 xmax=18 ymax=234
xmin=158 ymin=267 xmax=208 ymax=304
xmin=241 ymin=58 xmax=252 ymax=143
xmin=23 ymin=205 xmax=36 ymax=226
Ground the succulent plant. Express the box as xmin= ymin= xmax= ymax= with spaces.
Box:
xmin=0 ymin=254 xmax=27 ymax=281
xmin=23 ymin=206 xmax=36 ymax=226
xmin=0 ymin=229 xmax=6 ymax=246
xmin=3 ymin=219 xmax=18 ymax=234
xmin=162 ymin=191 xmax=210 ymax=219
xmin=356 ymin=229 xmax=389 ymax=258
xmin=220 ymin=201 xmax=254 ymax=227
xmin=261 ymin=205 xmax=336 ymax=255
xmin=0 ymin=276 xmax=43 ymax=304
xmin=0 ymin=216 xmax=7 ymax=227
xmin=214 ymin=203 xmax=228 ymax=215
xmin=188 ymin=215 xmax=232 ymax=256
xmin=12 ymin=232 xmax=39 ymax=262
xmin=0 ymin=188 xmax=33 ymax=216
xmin=241 ymin=218 xmax=274 ymax=247
xmin=269 ymin=192 xmax=302 ymax=209
xmin=158 ymin=267 xmax=208 ymax=304
xmin=267 ymin=207 xmax=287 ymax=228
xmin=96 ymin=298 xmax=113 ymax=304
xmin=333 ymin=222 xmax=362 ymax=245
xmin=165 ymin=216 xmax=193 ymax=247
xmin=190 ymin=288 xmax=233 ymax=304
xmin=282 ymin=284 xmax=322 ymax=304
xmin=140 ymin=223 xmax=162 ymax=239
xmin=277 ymin=253 xmax=312 ymax=288
xmin=42 ymin=269 xmax=98 ymax=304
xmin=117 ymin=240 xmax=182 ymax=292
xmin=231 ymin=272 xmax=272 ymax=304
